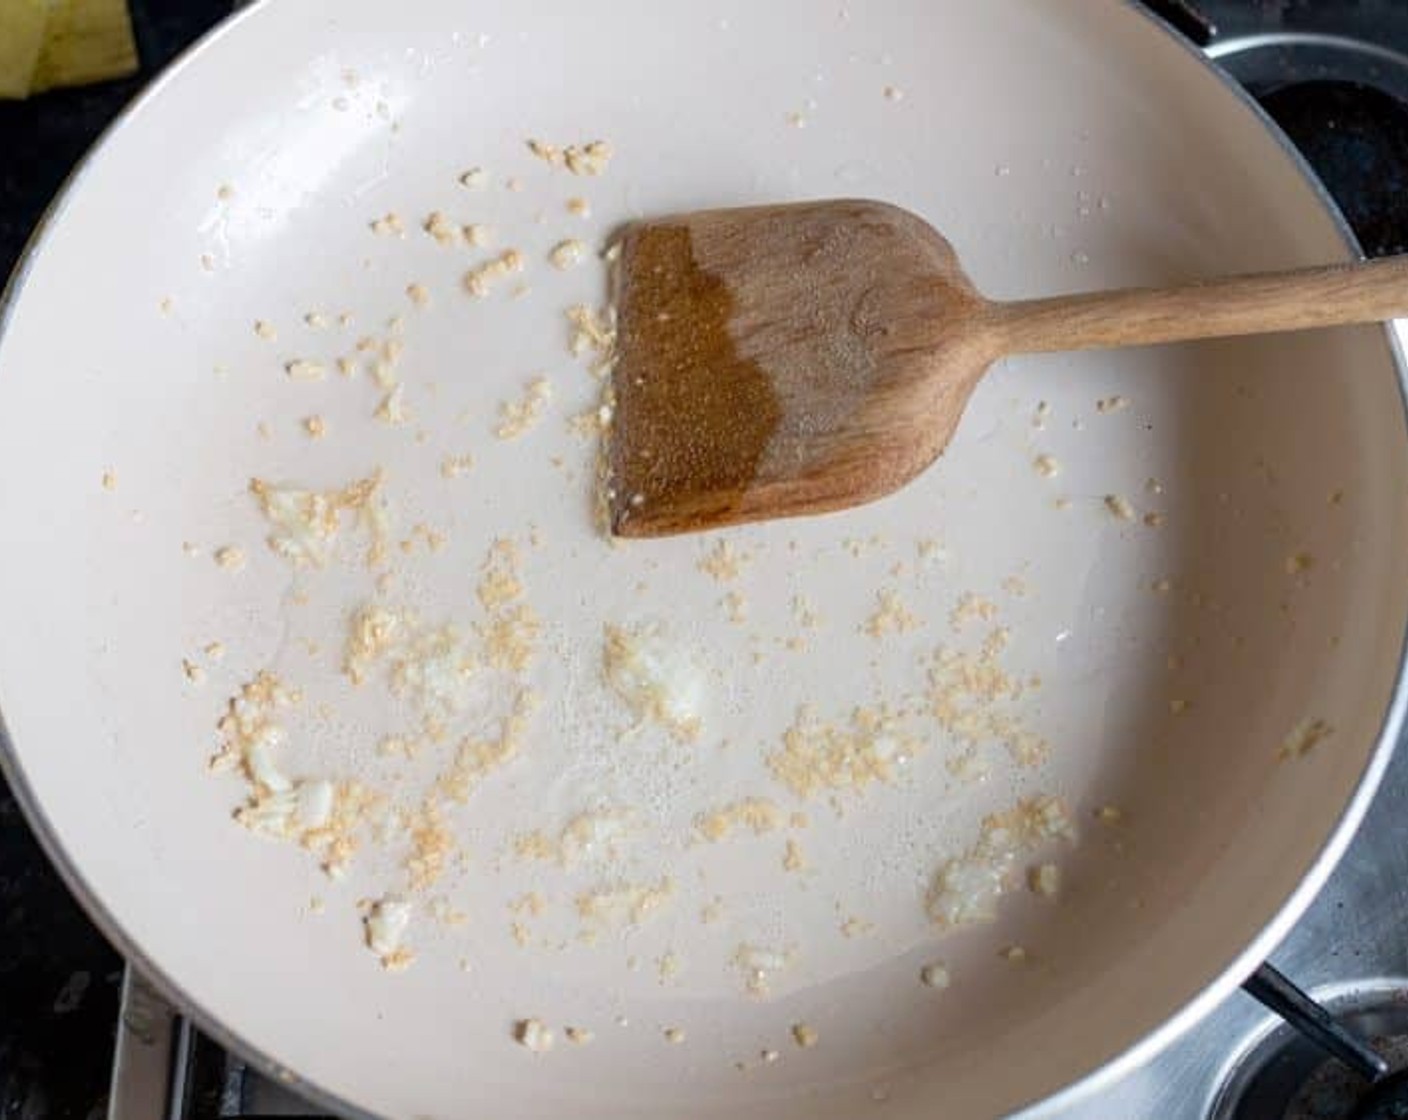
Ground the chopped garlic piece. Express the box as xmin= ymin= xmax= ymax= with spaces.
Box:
xmin=1104 ymin=494 xmax=1135 ymax=521
xmin=697 ymin=540 xmax=750 ymax=582
xmin=440 ymin=453 xmax=474 ymax=479
xmin=768 ymin=705 xmax=912 ymax=799
xmin=863 ymin=588 xmax=920 ymax=638
xmin=527 ymin=138 xmax=613 ymax=176
xmin=514 ymin=1018 xmax=553 ymax=1053
xmin=791 ymin=1023 xmax=819 ymax=1048
xmin=248 ymin=472 xmax=384 ymax=568
xmin=285 ymin=359 xmax=326 ymax=381
xmin=1029 ymin=862 xmax=1061 ymax=897
xmin=1281 ymin=716 xmax=1332 ymax=760
xmin=464 ymin=249 xmax=524 ymax=297
xmin=949 ymin=592 xmax=999 ymax=630
xmin=370 ymin=212 xmax=405 ymax=236
xmin=926 ymin=795 xmax=1074 ymax=929
xmin=565 ymin=304 xmax=617 ymax=376
xmin=214 ymin=545 xmax=246 ymax=571
xmin=734 ymin=943 xmax=794 ymax=997
xmin=423 ymin=211 xmax=460 ymax=245
xmin=375 ymin=384 xmax=409 ymax=425
xmin=694 ymin=798 xmax=784 ymax=842
xmin=602 ymin=621 xmax=705 ymax=741
xmin=575 ymin=877 xmax=675 ymax=929
xmin=496 ymin=378 xmax=552 ymax=439
xmin=920 ymin=962 xmax=950 ymax=989
xmin=548 ymin=239 xmax=586 ymax=270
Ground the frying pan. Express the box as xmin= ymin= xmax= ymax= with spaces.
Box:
xmin=1 ymin=2 xmax=1406 ymax=1118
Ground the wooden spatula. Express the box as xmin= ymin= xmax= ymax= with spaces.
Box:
xmin=605 ymin=199 xmax=1408 ymax=538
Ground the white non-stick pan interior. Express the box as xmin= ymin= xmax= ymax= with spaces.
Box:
xmin=0 ymin=2 xmax=1405 ymax=1118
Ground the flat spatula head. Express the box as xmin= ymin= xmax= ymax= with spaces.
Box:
xmin=606 ymin=199 xmax=995 ymax=538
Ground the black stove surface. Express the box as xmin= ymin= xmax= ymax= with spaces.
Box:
xmin=0 ymin=3 xmax=1405 ymax=1118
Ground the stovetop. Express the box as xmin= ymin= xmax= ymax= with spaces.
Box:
xmin=1 ymin=3 xmax=1406 ymax=1118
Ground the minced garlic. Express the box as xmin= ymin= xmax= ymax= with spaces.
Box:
xmin=1029 ymin=862 xmax=1061 ymax=897
xmin=1280 ymin=716 xmax=1332 ymax=759
xmin=548 ymin=239 xmax=586 ymax=270
xmin=464 ymin=249 xmax=524 ymax=297
xmin=863 ymin=588 xmax=920 ymax=638
xmin=1104 ymin=494 xmax=1135 ymax=521
xmin=370 ymin=212 xmax=405 ymax=236
xmin=734 ymin=943 xmax=793 ymax=997
xmin=365 ymin=896 xmax=413 ymax=969
xmin=920 ymin=962 xmax=950 ymax=989
xmin=601 ymin=622 xmax=704 ymax=741
xmin=285 ymin=359 xmax=326 ymax=381
xmin=527 ymin=138 xmax=613 ymax=176
xmin=697 ymin=539 xmax=749 ymax=582
xmin=248 ymin=471 xmax=384 ymax=569
xmin=213 ymin=545 xmax=246 ymax=571
xmin=440 ymin=453 xmax=474 ymax=479
xmin=767 ymin=706 xmax=912 ymax=799
xmin=575 ymin=877 xmax=675 ymax=930
xmin=423 ymin=211 xmax=460 ymax=245
xmin=514 ymin=1018 xmax=554 ymax=1053
xmin=926 ymin=795 xmax=1074 ymax=930
xmin=496 ymin=378 xmax=552 ymax=439
xmin=565 ymin=304 xmax=616 ymax=376
xmin=694 ymin=798 xmax=784 ymax=842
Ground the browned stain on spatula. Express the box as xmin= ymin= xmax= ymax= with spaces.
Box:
xmin=608 ymin=224 xmax=782 ymax=533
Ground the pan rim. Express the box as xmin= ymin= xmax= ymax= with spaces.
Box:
xmin=0 ymin=2 xmax=1403 ymax=1117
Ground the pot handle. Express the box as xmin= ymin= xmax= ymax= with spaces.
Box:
xmin=1242 ymin=962 xmax=1388 ymax=1082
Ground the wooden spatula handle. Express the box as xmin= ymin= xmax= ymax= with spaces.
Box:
xmin=989 ymin=255 xmax=1408 ymax=355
